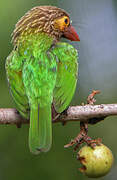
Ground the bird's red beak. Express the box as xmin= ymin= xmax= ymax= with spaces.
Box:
xmin=63 ymin=25 xmax=80 ymax=41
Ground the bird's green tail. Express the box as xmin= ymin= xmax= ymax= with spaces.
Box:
xmin=29 ymin=104 xmax=52 ymax=154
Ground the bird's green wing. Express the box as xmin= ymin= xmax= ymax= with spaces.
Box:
xmin=52 ymin=42 xmax=78 ymax=113
xmin=6 ymin=50 xmax=29 ymax=119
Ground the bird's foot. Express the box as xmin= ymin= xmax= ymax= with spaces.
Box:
xmin=64 ymin=122 xmax=101 ymax=151
xmin=83 ymin=136 xmax=102 ymax=149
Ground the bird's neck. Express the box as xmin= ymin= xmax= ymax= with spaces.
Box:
xmin=17 ymin=32 xmax=56 ymax=54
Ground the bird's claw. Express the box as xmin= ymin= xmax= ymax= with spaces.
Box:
xmin=64 ymin=122 xmax=102 ymax=151
xmin=83 ymin=136 xmax=102 ymax=149
xmin=64 ymin=134 xmax=102 ymax=151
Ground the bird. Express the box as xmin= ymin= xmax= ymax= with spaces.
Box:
xmin=5 ymin=6 xmax=80 ymax=154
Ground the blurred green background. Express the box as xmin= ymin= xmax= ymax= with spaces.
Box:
xmin=0 ymin=0 xmax=117 ymax=179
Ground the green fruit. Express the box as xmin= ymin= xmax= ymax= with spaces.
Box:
xmin=78 ymin=144 xmax=114 ymax=178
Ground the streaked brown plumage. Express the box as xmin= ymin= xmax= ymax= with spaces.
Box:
xmin=12 ymin=6 xmax=69 ymax=45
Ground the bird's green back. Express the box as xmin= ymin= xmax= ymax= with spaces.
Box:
xmin=6 ymin=33 xmax=57 ymax=115
xmin=6 ymin=32 xmax=78 ymax=153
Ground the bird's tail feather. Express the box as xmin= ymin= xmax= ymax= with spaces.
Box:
xmin=29 ymin=104 xmax=52 ymax=154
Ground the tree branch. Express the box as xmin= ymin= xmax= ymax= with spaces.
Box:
xmin=0 ymin=104 xmax=117 ymax=126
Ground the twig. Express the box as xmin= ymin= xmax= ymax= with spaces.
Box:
xmin=0 ymin=104 xmax=117 ymax=126
xmin=87 ymin=90 xmax=101 ymax=105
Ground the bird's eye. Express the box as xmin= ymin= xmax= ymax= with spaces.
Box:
xmin=54 ymin=16 xmax=70 ymax=31
xmin=64 ymin=18 xmax=68 ymax=24
xmin=64 ymin=17 xmax=70 ymax=26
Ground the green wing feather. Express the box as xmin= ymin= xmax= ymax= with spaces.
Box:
xmin=52 ymin=42 xmax=78 ymax=113
xmin=6 ymin=51 xmax=29 ymax=119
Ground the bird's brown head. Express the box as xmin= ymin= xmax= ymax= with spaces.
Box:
xmin=12 ymin=6 xmax=80 ymax=44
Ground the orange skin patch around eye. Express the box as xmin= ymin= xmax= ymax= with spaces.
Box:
xmin=54 ymin=16 xmax=70 ymax=31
